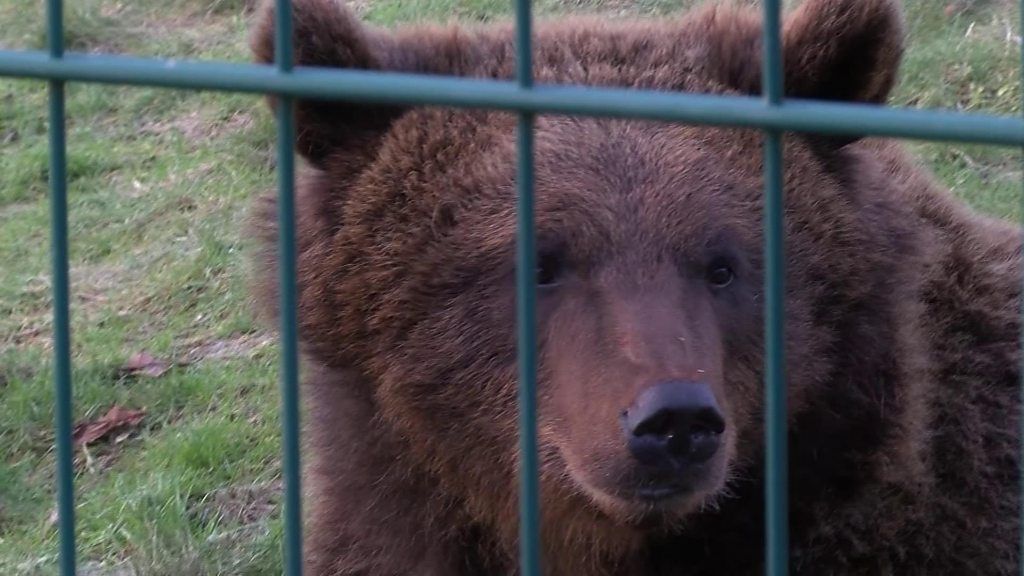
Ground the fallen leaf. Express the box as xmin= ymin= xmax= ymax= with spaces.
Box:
xmin=73 ymin=406 xmax=146 ymax=447
xmin=120 ymin=352 xmax=171 ymax=378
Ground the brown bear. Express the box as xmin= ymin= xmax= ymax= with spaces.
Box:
xmin=247 ymin=0 xmax=1023 ymax=573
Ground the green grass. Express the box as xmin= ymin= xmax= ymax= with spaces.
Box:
xmin=0 ymin=0 xmax=1020 ymax=572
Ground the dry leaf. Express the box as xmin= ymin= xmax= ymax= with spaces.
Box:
xmin=73 ymin=405 xmax=146 ymax=447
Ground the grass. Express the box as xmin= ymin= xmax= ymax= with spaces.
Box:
xmin=0 ymin=0 xmax=1020 ymax=573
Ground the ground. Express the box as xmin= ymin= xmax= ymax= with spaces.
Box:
xmin=0 ymin=0 xmax=1019 ymax=573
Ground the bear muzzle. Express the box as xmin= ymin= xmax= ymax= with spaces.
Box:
xmin=619 ymin=380 xmax=726 ymax=501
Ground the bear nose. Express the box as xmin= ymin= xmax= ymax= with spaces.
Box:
xmin=622 ymin=381 xmax=725 ymax=469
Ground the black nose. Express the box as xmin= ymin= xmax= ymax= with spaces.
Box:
xmin=622 ymin=381 xmax=725 ymax=469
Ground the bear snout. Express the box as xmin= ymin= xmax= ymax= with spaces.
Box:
xmin=622 ymin=381 xmax=725 ymax=472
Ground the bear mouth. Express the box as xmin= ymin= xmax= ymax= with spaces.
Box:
xmin=597 ymin=481 xmax=708 ymax=530
xmin=617 ymin=461 xmax=718 ymax=503
xmin=572 ymin=455 xmax=732 ymax=528
xmin=630 ymin=483 xmax=690 ymax=502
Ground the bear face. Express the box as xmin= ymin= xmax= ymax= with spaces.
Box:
xmin=318 ymin=111 xmax=918 ymax=531
xmin=248 ymin=0 xmax=975 ymax=571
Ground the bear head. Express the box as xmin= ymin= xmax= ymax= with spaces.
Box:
xmin=250 ymin=0 xmax=919 ymax=551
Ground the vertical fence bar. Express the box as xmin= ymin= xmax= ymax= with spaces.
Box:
xmin=1019 ymin=0 xmax=1023 ymax=573
xmin=274 ymin=0 xmax=303 ymax=573
xmin=762 ymin=0 xmax=787 ymax=575
xmin=46 ymin=0 xmax=75 ymax=574
xmin=514 ymin=0 xmax=541 ymax=573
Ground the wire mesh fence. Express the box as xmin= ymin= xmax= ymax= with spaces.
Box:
xmin=0 ymin=0 xmax=1021 ymax=573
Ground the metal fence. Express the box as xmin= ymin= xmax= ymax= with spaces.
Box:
xmin=0 ymin=0 xmax=1022 ymax=574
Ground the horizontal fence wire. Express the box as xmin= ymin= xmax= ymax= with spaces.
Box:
xmin=273 ymin=0 xmax=303 ymax=574
xmin=761 ymin=0 xmax=788 ymax=574
xmin=512 ymin=0 xmax=542 ymax=572
xmin=2 ymin=51 xmax=1024 ymax=146
xmin=44 ymin=0 xmax=76 ymax=574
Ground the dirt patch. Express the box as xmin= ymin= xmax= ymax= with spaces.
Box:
xmin=140 ymin=110 xmax=255 ymax=144
xmin=0 ymin=200 xmax=37 ymax=221
xmin=190 ymin=480 xmax=282 ymax=526
xmin=181 ymin=332 xmax=275 ymax=364
xmin=549 ymin=0 xmax=763 ymax=17
xmin=79 ymin=560 xmax=137 ymax=576
xmin=3 ymin=321 xmax=49 ymax=351
xmin=74 ymin=262 xmax=135 ymax=302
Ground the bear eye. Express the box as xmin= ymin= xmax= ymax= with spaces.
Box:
xmin=706 ymin=260 xmax=735 ymax=288
xmin=537 ymin=251 xmax=565 ymax=287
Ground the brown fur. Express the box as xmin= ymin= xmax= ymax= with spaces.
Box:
xmin=246 ymin=0 xmax=1022 ymax=573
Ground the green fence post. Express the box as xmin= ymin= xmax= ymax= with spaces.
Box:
xmin=274 ymin=0 xmax=303 ymax=574
xmin=45 ymin=0 xmax=75 ymax=573
xmin=514 ymin=0 xmax=542 ymax=574
xmin=1011 ymin=1 xmax=1019 ymax=569
xmin=762 ymin=0 xmax=788 ymax=575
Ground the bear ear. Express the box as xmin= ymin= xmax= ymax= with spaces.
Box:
xmin=705 ymin=0 xmax=904 ymax=107
xmin=251 ymin=0 xmax=405 ymax=167
xmin=781 ymin=0 xmax=905 ymax=105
